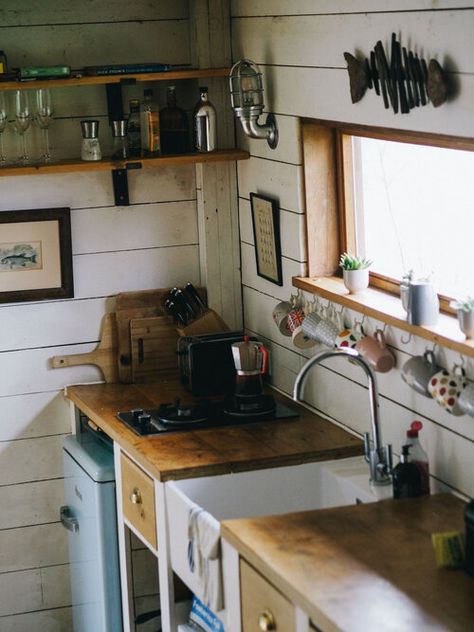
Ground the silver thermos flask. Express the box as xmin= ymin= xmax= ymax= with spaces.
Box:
xmin=193 ymin=86 xmax=216 ymax=152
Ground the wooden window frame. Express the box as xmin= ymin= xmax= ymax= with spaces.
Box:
xmin=302 ymin=118 xmax=474 ymax=315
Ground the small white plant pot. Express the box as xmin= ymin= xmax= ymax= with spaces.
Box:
xmin=343 ymin=269 xmax=369 ymax=294
xmin=457 ymin=308 xmax=474 ymax=339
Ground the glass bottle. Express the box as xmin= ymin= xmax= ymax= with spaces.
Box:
xmin=193 ymin=86 xmax=217 ymax=152
xmin=159 ymin=86 xmax=189 ymax=154
xmin=127 ymin=98 xmax=141 ymax=157
xmin=140 ymin=89 xmax=160 ymax=155
xmin=80 ymin=120 xmax=101 ymax=161
xmin=111 ymin=119 xmax=129 ymax=160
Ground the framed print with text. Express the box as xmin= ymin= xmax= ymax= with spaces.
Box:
xmin=0 ymin=207 xmax=73 ymax=303
xmin=250 ymin=192 xmax=283 ymax=286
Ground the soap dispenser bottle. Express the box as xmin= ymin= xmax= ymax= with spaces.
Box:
xmin=392 ymin=444 xmax=423 ymax=499
xmin=406 ymin=420 xmax=430 ymax=495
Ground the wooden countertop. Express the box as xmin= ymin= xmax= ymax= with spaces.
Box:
xmin=222 ymin=494 xmax=474 ymax=632
xmin=66 ymin=381 xmax=363 ymax=481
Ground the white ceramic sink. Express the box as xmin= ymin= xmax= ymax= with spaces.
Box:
xmin=165 ymin=456 xmax=391 ymax=607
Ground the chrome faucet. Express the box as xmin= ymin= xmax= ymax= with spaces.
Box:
xmin=293 ymin=347 xmax=392 ymax=486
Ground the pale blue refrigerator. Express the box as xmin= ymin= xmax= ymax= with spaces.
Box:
xmin=61 ymin=430 xmax=122 ymax=632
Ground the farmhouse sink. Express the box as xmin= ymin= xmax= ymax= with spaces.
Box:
xmin=165 ymin=456 xmax=392 ymax=605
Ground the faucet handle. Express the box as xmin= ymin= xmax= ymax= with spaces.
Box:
xmin=385 ymin=443 xmax=393 ymax=474
xmin=363 ymin=432 xmax=371 ymax=463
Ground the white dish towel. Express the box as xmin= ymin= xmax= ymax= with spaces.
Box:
xmin=188 ymin=505 xmax=224 ymax=611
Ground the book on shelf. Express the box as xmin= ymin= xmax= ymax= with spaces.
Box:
xmin=82 ymin=63 xmax=191 ymax=76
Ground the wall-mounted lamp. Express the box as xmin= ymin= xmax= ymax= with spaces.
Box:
xmin=229 ymin=58 xmax=278 ymax=149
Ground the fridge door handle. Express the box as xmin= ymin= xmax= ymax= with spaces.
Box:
xmin=60 ymin=505 xmax=79 ymax=533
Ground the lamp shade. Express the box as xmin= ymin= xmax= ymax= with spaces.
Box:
xmin=229 ymin=59 xmax=265 ymax=113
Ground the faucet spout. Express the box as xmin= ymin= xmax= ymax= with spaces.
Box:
xmin=293 ymin=347 xmax=392 ymax=486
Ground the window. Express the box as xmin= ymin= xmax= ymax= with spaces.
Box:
xmin=344 ymin=134 xmax=474 ymax=300
xmin=301 ymin=120 xmax=474 ymax=308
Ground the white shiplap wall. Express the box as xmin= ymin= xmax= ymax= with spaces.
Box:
xmin=231 ymin=1 xmax=474 ymax=499
xmin=0 ymin=2 xmax=196 ymax=630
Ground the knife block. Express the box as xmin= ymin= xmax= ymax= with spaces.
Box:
xmin=176 ymin=308 xmax=229 ymax=337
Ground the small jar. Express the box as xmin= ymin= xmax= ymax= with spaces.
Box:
xmin=80 ymin=120 xmax=101 ymax=161
xmin=111 ymin=119 xmax=129 ymax=160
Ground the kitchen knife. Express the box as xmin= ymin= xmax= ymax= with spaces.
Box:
xmin=184 ymin=282 xmax=207 ymax=313
xmin=173 ymin=289 xmax=197 ymax=321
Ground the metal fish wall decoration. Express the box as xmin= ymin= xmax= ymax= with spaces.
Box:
xmin=344 ymin=33 xmax=449 ymax=112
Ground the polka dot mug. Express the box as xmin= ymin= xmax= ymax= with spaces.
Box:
xmin=428 ymin=365 xmax=467 ymax=415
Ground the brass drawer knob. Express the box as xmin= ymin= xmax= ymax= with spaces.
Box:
xmin=130 ymin=488 xmax=142 ymax=504
xmin=258 ymin=609 xmax=276 ymax=631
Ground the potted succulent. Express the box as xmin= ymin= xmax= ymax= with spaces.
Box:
xmin=450 ymin=296 xmax=474 ymax=339
xmin=339 ymin=252 xmax=373 ymax=294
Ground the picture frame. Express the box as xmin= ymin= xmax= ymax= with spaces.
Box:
xmin=250 ymin=192 xmax=283 ymax=286
xmin=0 ymin=207 xmax=74 ymax=303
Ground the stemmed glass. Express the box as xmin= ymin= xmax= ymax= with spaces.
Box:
xmin=14 ymin=90 xmax=31 ymax=164
xmin=0 ymin=92 xmax=7 ymax=164
xmin=36 ymin=89 xmax=53 ymax=162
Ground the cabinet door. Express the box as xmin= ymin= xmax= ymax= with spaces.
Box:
xmin=240 ymin=559 xmax=296 ymax=632
xmin=120 ymin=452 xmax=157 ymax=550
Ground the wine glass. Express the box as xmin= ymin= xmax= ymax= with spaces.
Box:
xmin=14 ymin=90 xmax=30 ymax=164
xmin=0 ymin=92 xmax=7 ymax=164
xmin=36 ymin=89 xmax=53 ymax=162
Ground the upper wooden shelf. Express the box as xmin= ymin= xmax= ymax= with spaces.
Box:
xmin=0 ymin=149 xmax=249 ymax=177
xmin=0 ymin=67 xmax=230 ymax=91
xmin=293 ymin=276 xmax=474 ymax=358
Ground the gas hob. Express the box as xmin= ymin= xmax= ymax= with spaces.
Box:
xmin=117 ymin=398 xmax=299 ymax=436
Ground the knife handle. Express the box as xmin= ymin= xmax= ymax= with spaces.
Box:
xmin=185 ymin=283 xmax=207 ymax=312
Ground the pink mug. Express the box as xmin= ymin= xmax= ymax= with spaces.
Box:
xmin=355 ymin=329 xmax=396 ymax=373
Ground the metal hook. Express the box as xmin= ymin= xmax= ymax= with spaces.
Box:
xmin=400 ymin=331 xmax=413 ymax=345
xmin=458 ymin=354 xmax=466 ymax=368
xmin=382 ymin=322 xmax=389 ymax=335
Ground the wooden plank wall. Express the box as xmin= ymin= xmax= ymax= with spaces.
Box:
xmin=231 ymin=1 xmax=474 ymax=499
xmin=0 ymin=1 xmax=194 ymax=630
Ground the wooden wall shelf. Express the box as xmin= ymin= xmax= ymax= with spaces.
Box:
xmin=0 ymin=67 xmax=230 ymax=91
xmin=293 ymin=276 xmax=474 ymax=358
xmin=0 ymin=149 xmax=249 ymax=177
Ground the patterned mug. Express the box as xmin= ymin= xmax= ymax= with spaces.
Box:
xmin=428 ymin=365 xmax=467 ymax=415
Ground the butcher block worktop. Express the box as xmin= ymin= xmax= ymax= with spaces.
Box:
xmin=65 ymin=381 xmax=363 ymax=481
xmin=222 ymin=493 xmax=474 ymax=632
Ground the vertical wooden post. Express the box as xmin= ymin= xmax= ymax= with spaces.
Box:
xmin=189 ymin=0 xmax=243 ymax=330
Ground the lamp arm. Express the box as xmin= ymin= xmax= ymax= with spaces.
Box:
xmin=238 ymin=113 xmax=278 ymax=149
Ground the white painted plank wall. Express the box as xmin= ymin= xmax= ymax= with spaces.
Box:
xmin=232 ymin=1 xmax=474 ymax=498
xmin=0 ymin=2 xmax=194 ymax=629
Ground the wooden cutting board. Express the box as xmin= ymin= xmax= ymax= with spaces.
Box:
xmin=115 ymin=290 xmax=170 ymax=383
xmin=51 ymin=312 xmax=119 ymax=383
xmin=130 ymin=315 xmax=180 ymax=383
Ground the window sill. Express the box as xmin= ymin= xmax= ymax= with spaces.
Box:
xmin=292 ymin=276 xmax=474 ymax=358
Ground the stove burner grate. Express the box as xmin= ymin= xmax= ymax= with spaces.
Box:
xmin=117 ymin=399 xmax=298 ymax=436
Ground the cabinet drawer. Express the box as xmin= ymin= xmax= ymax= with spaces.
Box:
xmin=121 ymin=452 xmax=157 ymax=550
xmin=240 ymin=559 xmax=296 ymax=632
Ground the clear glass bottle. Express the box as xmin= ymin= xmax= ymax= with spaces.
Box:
xmin=193 ymin=86 xmax=217 ymax=152
xmin=140 ymin=89 xmax=160 ymax=155
xmin=111 ymin=119 xmax=129 ymax=160
xmin=80 ymin=120 xmax=101 ymax=161
xmin=127 ymin=98 xmax=141 ymax=157
xmin=159 ymin=86 xmax=189 ymax=154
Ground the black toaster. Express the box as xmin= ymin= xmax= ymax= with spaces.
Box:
xmin=177 ymin=331 xmax=257 ymax=396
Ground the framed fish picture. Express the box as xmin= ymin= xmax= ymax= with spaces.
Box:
xmin=0 ymin=207 xmax=73 ymax=303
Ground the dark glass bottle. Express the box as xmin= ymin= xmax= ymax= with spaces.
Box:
xmin=465 ymin=499 xmax=474 ymax=577
xmin=392 ymin=444 xmax=423 ymax=499
xmin=160 ymin=86 xmax=189 ymax=154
